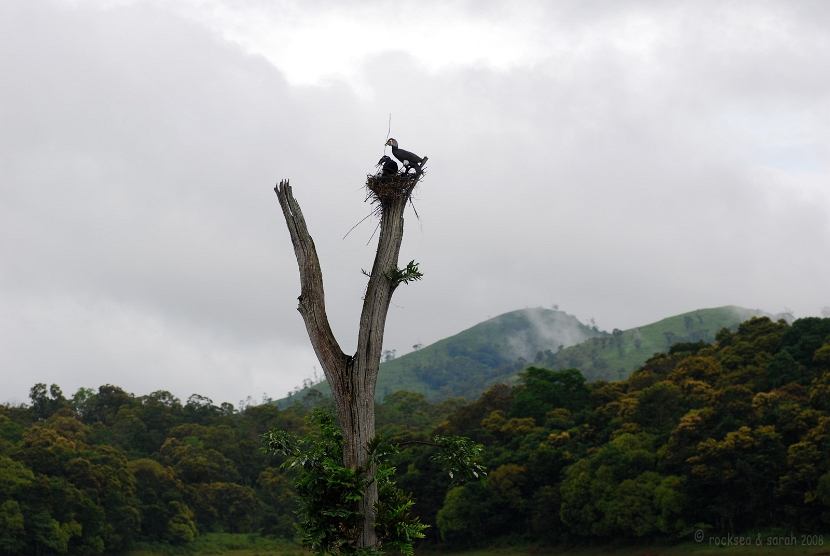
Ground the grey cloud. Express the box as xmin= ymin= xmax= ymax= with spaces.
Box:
xmin=2 ymin=0 xmax=829 ymax=406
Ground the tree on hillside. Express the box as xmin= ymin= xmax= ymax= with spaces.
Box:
xmin=272 ymin=172 xmax=426 ymax=549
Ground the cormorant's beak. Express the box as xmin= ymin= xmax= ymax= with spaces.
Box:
xmin=385 ymin=140 xmax=391 ymax=146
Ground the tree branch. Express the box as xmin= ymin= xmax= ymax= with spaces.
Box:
xmin=353 ymin=190 xmax=413 ymax=397
xmin=274 ymin=180 xmax=348 ymax=379
xmin=273 ymin=176 xmax=419 ymax=549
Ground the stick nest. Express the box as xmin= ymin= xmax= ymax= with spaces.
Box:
xmin=365 ymin=172 xmax=421 ymax=203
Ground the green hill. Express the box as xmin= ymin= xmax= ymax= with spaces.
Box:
xmin=538 ymin=305 xmax=770 ymax=382
xmin=276 ymin=308 xmax=602 ymax=406
xmin=275 ymin=305 xmax=773 ymax=407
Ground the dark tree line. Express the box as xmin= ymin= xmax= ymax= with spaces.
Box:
xmin=385 ymin=317 xmax=830 ymax=546
xmin=2 ymin=315 xmax=829 ymax=553
xmin=0 ymin=385 xmax=308 ymax=553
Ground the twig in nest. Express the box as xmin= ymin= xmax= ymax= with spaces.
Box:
xmin=366 ymin=221 xmax=381 ymax=245
xmin=343 ymin=211 xmax=375 ymax=240
xmin=386 ymin=114 xmax=392 ymax=143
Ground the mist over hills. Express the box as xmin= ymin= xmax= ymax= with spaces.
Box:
xmin=5 ymin=310 xmax=826 ymax=553
xmin=371 ymin=308 xmax=603 ymax=401
xmin=276 ymin=305 xmax=772 ymax=407
xmin=539 ymin=305 xmax=771 ymax=382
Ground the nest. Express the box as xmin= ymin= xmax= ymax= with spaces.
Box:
xmin=344 ymin=167 xmax=426 ymax=242
xmin=365 ymin=171 xmax=422 ymax=203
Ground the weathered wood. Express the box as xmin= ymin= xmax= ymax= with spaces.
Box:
xmin=274 ymin=178 xmax=416 ymax=549
xmin=274 ymin=180 xmax=349 ymax=376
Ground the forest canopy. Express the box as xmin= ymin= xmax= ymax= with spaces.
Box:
xmin=1 ymin=316 xmax=829 ymax=553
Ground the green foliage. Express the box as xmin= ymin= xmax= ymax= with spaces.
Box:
xmin=165 ymin=501 xmax=197 ymax=544
xmin=435 ymin=483 xmax=492 ymax=546
xmin=4 ymin=312 xmax=830 ymax=553
xmin=424 ymin=316 xmax=830 ymax=546
xmin=0 ymin=500 xmax=26 ymax=552
xmin=262 ymin=408 xmax=428 ymax=555
xmin=0 ymin=382 xmax=309 ymax=555
xmin=429 ymin=436 xmax=485 ymax=485
xmin=511 ymin=367 xmax=590 ymax=422
xmin=129 ymin=458 xmax=193 ymax=544
xmin=257 ymin=467 xmax=298 ymax=537
xmin=193 ymin=483 xmax=260 ymax=534
xmin=29 ymin=384 xmax=69 ymax=421
xmin=559 ymin=436 xmax=686 ymax=539
xmin=385 ymin=260 xmax=423 ymax=286
xmin=262 ymin=408 xmax=486 ymax=555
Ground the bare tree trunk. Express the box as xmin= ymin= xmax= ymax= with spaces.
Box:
xmin=274 ymin=178 xmax=415 ymax=549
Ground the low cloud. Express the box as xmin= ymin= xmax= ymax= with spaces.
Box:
xmin=2 ymin=1 xmax=829 ymax=404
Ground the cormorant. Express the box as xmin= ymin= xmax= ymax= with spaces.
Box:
xmin=385 ymin=138 xmax=426 ymax=174
xmin=376 ymin=155 xmax=398 ymax=177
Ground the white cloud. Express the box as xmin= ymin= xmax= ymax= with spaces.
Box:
xmin=2 ymin=0 xmax=829 ymax=405
xmin=0 ymin=289 xmax=316 ymax=405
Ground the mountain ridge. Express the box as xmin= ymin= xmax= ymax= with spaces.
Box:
xmin=275 ymin=305 xmax=774 ymax=407
xmin=537 ymin=305 xmax=772 ymax=382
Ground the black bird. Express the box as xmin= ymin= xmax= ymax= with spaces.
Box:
xmin=385 ymin=138 xmax=426 ymax=174
xmin=376 ymin=155 xmax=398 ymax=177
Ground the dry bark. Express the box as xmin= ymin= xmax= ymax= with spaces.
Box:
xmin=274 ymin=178 xmax=416 ymax=548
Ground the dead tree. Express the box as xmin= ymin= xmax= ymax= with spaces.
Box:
xmin=274 ymin=173 xmax=421 ymax=548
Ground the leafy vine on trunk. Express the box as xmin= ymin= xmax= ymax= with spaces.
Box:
xmin=261 ymin=408 xmax=486 ymax=556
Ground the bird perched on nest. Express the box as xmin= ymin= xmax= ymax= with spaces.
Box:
xmin=385 ymin=138 xmax=427 ymax=175
xmin=376 ymin=155 xmax=398 ymax=177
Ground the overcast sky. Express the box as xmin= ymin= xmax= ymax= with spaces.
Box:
xmin=2 ymin=0 xmax=829 ymax=407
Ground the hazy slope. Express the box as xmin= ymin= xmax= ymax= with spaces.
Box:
xmin=373 ymin=308 xmax=603 ymax=400
xmin=275 ymin=305 xmax=773 ymax=407
xmin=538 ymin=305 xmax=770 ymax=381
xmin=275 ymin=308 xmax=602 ymax=406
